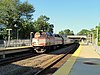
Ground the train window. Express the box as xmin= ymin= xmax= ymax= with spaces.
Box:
xmin=34 ymin=32 xmax=41 ymax=37
xmin=41 ymin=32 xmax=47 ymax=37
xmin=46 ymin=32 xmax=50 ymax=36
xmin=57 ymin=35 xmax=59 ymax=37
xmin=54 ymin=34 xmax=57 ymax=37
xmin=57 ymin=34 xmax=61 ymax=37
xmin=49 ymin=33 xmax=53 ymax=36
xmin=54 ymin=34 xmax=61 ymax=37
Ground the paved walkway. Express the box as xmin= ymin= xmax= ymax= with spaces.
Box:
xmin=53 ymin=44 xmax=100 ymax=75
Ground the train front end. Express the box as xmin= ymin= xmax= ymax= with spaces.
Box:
xmin=32 ymin=32 xmax=47 ymax=53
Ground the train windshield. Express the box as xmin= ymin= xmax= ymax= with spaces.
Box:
xmin=34 ymin=32 xmax=54 ymax=38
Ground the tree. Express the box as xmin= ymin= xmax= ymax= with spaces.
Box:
xmin=33 ymin=15 xmax=54 ymax=33
xmin=77 ymin=29 xmax=90 ymax=36
xmin=0 ymin=0 xmax=18 ymax=28
xmin=18 ymin=20 xmax=35 ymax=39
xmin=17 ymin=0 xmax=35 ymax=20
xmin=59 ymin=29 xmax=74 ymax=35
xmin=92 ymin=25 xmax=100 ymax=42
xmin=0 ymin=0 xmax=35 ymax=39
xmin=17 ymin=1 xmax=35 ymax=38
xmin=59 ymin=31 xmax=64 ymax=35
xmin=48 ymin=24 xmax=54 ymax=33
xmin=0 ymin=23 xmax=7 ymax=39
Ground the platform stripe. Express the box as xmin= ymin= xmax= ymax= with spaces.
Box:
xmin=53 ymin=44 xmax=81 ymax=75
xmin=5 ymin=46 xmax=32 ymax=50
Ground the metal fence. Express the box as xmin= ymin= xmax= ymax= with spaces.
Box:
xmin=0 ymin=39 xmax=31 ymax=48
xmin=95 ymin=45 xmax=100 ymax=55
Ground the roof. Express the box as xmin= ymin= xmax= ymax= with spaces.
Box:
xmin=67 ymin=35 xmax=87 ymax=39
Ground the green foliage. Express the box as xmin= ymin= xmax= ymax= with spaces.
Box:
xmin=98 ymin=42 xmax=100 ymax=46
xmin=78 ymin=25 xmax=100 ymax=43
xmin=59 ymin=31 xmax=64 ymax=35
xmin=77 ymin=29 xmax=90 ymax=36
xmin=0 ymin=0 xmax=18 ymax=28
xmin=0 ymin=0 xmax=54 ymax=39
xmin=0 ymin=0 xmax=35 ymax=39
xmin=48 ymin=24 xmax=54 ymax=33
xmin=0 ymin=27 xmax=7 ymax=39
xmin=19 ymin=20 xmax=35 ymax=38
xmin=33 ymin=15 xmax=54 ymax=33
xmin=94 ymin=25 xmax=100 ymax=42
xmin=59 ymin=29 xmax=74 ymax=35
xmin=17 ymin=0 xmax=35 ymax=20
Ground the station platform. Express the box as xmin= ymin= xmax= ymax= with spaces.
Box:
xmin=53 ymin=44 xmax=100 ymax=75
xmin=0 ymin=46 xmax=32 ymax=58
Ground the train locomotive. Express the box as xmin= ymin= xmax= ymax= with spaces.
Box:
xmin=32 ymin=32 xmax=74 ymax=53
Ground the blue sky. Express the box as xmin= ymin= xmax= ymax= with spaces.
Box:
xmin=21 ymin=0 xmax=100 ymax=34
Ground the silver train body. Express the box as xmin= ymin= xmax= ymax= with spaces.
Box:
xmin=32 ymin=32 xmax=75 ymax=53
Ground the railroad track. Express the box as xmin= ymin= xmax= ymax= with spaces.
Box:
xmin=0 ymin=43 xmax=79 ymax=75
xmin=39 ymin=43 xmax=79 ymax=75
xmin=0 ymin=53 xmax=39 ymax=66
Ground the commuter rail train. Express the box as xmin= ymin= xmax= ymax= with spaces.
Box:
xmin=32 ymin=32 xmax=75 ymax=53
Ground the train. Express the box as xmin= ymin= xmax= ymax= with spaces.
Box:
xmin=32 ymin=32 xmax=75 ymax=53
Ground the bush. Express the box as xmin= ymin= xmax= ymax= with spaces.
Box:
xmin=94 ymin=42 xmax=100 ymax=46
xmin=98 ymin=42 xmax=100 ymax=46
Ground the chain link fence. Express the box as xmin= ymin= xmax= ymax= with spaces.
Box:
xmin=0 ymin=39 xmax=31 ymax=49
xmin=92 ymin=39 xmax=100 ymax=55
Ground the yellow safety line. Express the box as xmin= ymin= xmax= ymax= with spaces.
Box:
xmin=53 ymin=44 xmax=82 ymax=75
xmin=5 ymin=46 xmax=32 ymax=50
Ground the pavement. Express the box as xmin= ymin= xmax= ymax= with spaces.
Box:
xmin=53 ymin=43 xmax=100 ymax=75
xmin=0 ymin=46 xmax=32 ymax=51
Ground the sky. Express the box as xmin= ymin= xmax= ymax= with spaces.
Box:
xmin=21 ymin=0 xmax=100 ymax=34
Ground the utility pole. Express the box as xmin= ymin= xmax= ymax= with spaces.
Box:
xmin=6 ymin=29 xmax=12 ymax=47
xmin=95 ymin=27 xmax=98 ymax=52
xmin=14 ymin=24 xmax=19 ymax=46
xmin=96 ymin=28 xmax=98 ymax=46
xmin=91 ymin=32 xmax=94 ymax=44
xmin=30 ymin=32 xmax=33 ymax=45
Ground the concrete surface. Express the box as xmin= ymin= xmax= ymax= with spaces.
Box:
xmin=53 ymin=44 xmax=100 ymax=75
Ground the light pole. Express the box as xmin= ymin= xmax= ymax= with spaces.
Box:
xmin=14 ymin=24 xmax=18 ymax=46
xmin=96 ymin=28 xmax=98 ymax=46
xmin=6 ymin=29 xmax=12 ymax=47
xmin=91 ymin=32 xmax=94 ymax=44
xmin=30 ymin=32 xmax=33 ymax=45
xmin=95 ymin=27 xmax=98 ymax=51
